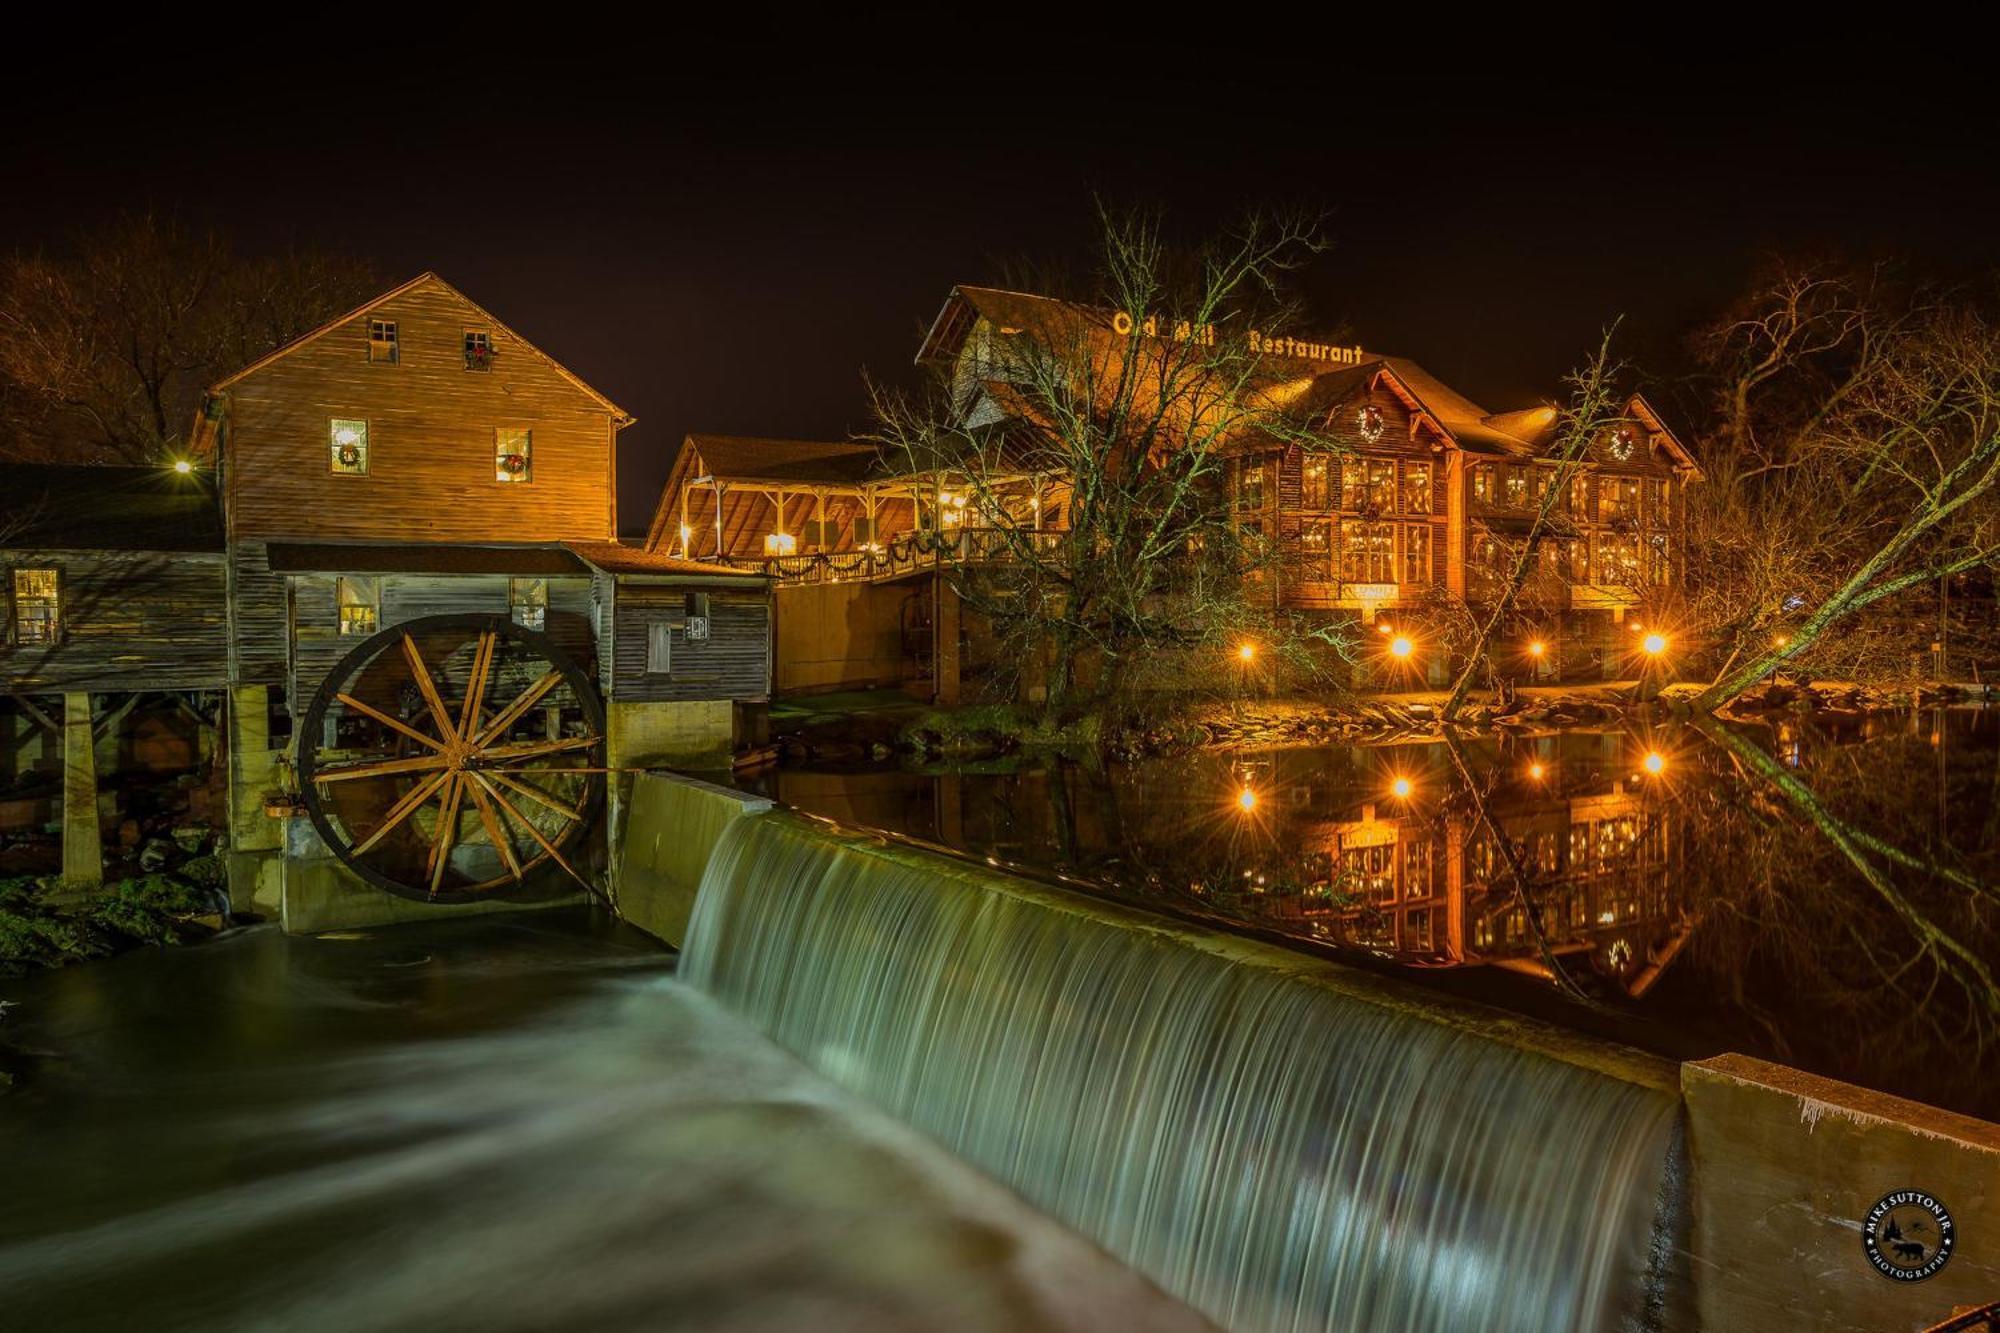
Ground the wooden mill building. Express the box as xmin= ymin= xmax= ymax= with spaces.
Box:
xmin=4 ymin=273 xmax=773 ymax=926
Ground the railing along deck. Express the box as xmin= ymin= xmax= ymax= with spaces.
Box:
xmin=705 ymin=528 xmax=1065 ymax=586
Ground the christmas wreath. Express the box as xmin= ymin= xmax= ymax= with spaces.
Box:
xmin=337 ymin=442 xmax=362 ymax=469
xmin=1356 ymin=403 xmax=1385 ymax=443
xmin=499 ymin=452 xmax=528 ymax=477
xmin=1608 ymin=425 xmax=1638 ymax=462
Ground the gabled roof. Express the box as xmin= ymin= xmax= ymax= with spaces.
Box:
xmin=0 ymin=464 xmax=224 ymax=552
xmin=207 ymin=272 xmax=634 ymax=425
xmin=1628 ymin=393 xmax=1702 ymax=476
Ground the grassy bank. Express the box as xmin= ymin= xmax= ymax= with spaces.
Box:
xmin=0 ymin=868 xmax=228 ymax=978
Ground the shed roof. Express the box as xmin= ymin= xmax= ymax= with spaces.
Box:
xmin=683 ymin=434 xmax=884 ymax=484
xmin=263 ymin=542 xmax=589 ymax=575
xmin=0 ymin=464 xmax=224 ymax=552
xmin=562 ymin=541 xmax=769 ymax=580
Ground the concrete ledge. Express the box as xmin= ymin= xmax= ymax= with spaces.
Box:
xmin=277 ymin=818 xmax=582 ymax=934
xmin=1682 ymin=1053 xmax=2000 ymax=1332
xmin=615 ymin=771 xmax=771 ymax=948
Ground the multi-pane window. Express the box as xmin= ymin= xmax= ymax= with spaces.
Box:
xmin=336 ymin=577 xmax=379 ymax=636
xmin=1503 ymin=465 xmax=1529 ymax=508
xmin=1601 ymin=477 xmax=1642 ymax=521
xmin=509 ymin=577 xmax=547 ymax=630
xmin=684 ymin=592 xmax=711 ymax=640
xmin=330 ymin=419 xmax=369 ymax=474
xmin=496 ymin=427 xmax=532 ymax=483
xmin=1648 ymin=532 xmax=1671 ymax=585
xmin=1647 ymin=477 xmax=1670 ymax=524
xmin=11 ymin=568 xmax=58 ymax=644
xmin=1235 ymin=458 xmax=1266 ymax=511
xmin=368 ymin=319 xmax=398 ymax=363
xmin=1340 ymin=520 xmax=1395 ymax=584
xmin=1403 ymin=524 xmax=1431 ymax=586
xmin=1596 ymin=531 xmax=1642 ymax=587
xmin=1405 ymin=462 xmax=1431 ymax=514
xmin=1472 ymin=463 xmax=1495 ymax=505
xmin=1571 ymin=536 xmax=1592 ymax=586
xmin=1571 ymin=473 xmax=1592 ymax=520
xmin=1301 ymin=454 xmax=1330 ymax=509
xmin=1366 ymin=460 xmax=1396 ymax=513
xmin=1298 ymin=519 xmax=1333 ymax=580
xmin=464 ymin=330 xmax=493 ymax=371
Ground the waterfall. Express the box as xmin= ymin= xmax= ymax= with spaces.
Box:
xmin=678 ymin=809 xmax=1682 ymax=1333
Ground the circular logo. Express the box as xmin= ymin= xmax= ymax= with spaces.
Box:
xmin=1862 ymin=1191 xmax=1954 ymax=1281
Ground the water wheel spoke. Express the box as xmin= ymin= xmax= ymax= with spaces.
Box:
xmin=474 ymin=670 xmax=565 ymax=748
xmin=351 ymin=769 xmax=453 ymax=857
xmin=335 ymin=692 xmax=446 ymax=752
xmin=401 ymin=634 xmax=460 ymax=744
xmin=463 ymin=774 xmax=523 ymax=882
xmin=456 ymin=631 xmax=497 ymax=740
xmin=314 ymin=752 xmax=452 ymax=784
xmin=481 ymin=735 xmax=601 ymax=764
xmin=473 ymin=774 xmax=588 ymax=890
xmin=427 ymin=774 xmax=466 ymax=898
xmin=485 ymin=770 xmax=588 ymax=822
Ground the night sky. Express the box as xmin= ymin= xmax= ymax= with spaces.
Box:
xmin=6 ymin=48 xmax=1996 ymax=533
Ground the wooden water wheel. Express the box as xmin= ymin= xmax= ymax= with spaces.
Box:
xmin=297 ymin=613 xmax=606 ymax=904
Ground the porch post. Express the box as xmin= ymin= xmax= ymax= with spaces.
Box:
xmin=60 ymin=691 xmax=102 ymax=890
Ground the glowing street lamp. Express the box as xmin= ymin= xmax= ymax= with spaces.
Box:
xmin=1237 ymin=642 xmax=1256 ymax=663
xmin=171 ymin=459 xmax=193 ymax=475
xmin=1527 ymin=639 xmax=1546 ymax=659
xmin=1236 ymin=786 xmax=1258 ymax=813
xmin=1388 ymin=634 xmax=1415 ymax=660
xmin=1641 ymin=632 xmax=1667 ymax=658
xmin=1390 ymin=775 xmax=1413 ymax=799
xmin=1642 ymin=751 xmax=1666 ymax=775
xmin=1528 ymin=761 xmax=1546 ymax=780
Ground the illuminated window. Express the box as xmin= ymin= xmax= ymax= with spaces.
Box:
xmin=368 ymin=319 xmax=398 ymax=364
xmin=1503 ymin=466 xmax=1529 ymax=508
xmin=1601 ymin=477 xmax=1642 ymax=521
xmin=495 ymin=427 xmax=532 ymax=483
xmin=1405 ymin=462 xmax=1431 ymax=514
xmin=509 ymin=577 xmax=547 ymax=630
xmin=1340 ymin=520 xmax=1394 ymax=584
xmin=1403 ymin=524 xmax=1431 ymax=586
xmin=1298 ymin=519 xmax=1333 ymax=579
xmin=1340 ymin=456 xmax=1366 ymax=509
xmin=330 ymin=418 xmax=369 ymax=475
xmin=1571 ymin=536 xmax=1592 ymax=585
xmin=1302 ymin=454 xmax=1330 ymax=509
xmin=1571 ymin=473 xmax=1592 ymax=519
xmin=11 ymin=568 xmax=58 ymax=644
xmin=1596 ymin=531 xmax=1642 ymax=587
xmin=1472 ymin=463 xmax=1495 ymax=505
xmin=1235 ymin=458 xmax=1266 ymax=511
xmin=1367 ymin=460 xmax=1396 ymax=513
xmin=336 ymin=577 xmax=379 ymax=636
xmin=1648 ymin=532 xmax=1671 ymax=584
xmin=464 ymin=330 xmax=493 ymax=371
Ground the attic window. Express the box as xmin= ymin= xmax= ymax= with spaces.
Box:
xmin=369 ymin=319 xmax=398 ymax=364
xmin=509 ymin=577 xmax=547 ymax=630
xmin=330 ymin=419 xmax=370 ymax=475
xmin=337 ymin=577 xmax=379 ymax=636
xmin=11 ymin=568 xmax=58 ymax=645
xmin=464 ymin=330 xmax=493 ymax=371
xmin=496 ymin=427 xmax=532 ymax=483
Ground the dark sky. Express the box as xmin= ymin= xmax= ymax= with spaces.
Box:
xmin=6 ymin=45 xmax=1997 ymax=533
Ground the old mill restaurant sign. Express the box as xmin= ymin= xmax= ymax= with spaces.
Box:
xmin=1111 ymin=310 xmax=1366 ymax=367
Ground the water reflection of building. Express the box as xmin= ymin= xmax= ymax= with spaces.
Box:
xmin=1191 ymin=736 xmax=1688 ymax=997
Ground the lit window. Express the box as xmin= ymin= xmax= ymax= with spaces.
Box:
xmin=509 ymin=577 xmax=547 ymax=630
xmin=464 ymin=330 xmax=493 ymax=371
xmin=1340 ymin=520 xmax=1394 ymax=584
xmin=646 ymin=621 xmax=672 ymax=675
xmin=1601 ymin=478 xmax=1642 ymax=521
xmin=337 ymin=577 xmax=379 ymax=636
xmin=1472 ymin=463 xmax=1494 ymax=505
xmin=1571 ymin=474 xmax=1593 ymax=518
xmin=684 ymin=592 xmax=712 ymax=641
xmin=1298 ymin=519 xmax=1333 ymax=579
xmin=11 ymin=568 xmax=59 ymax=644
xmin=330 ymin=419 xmax=369 ymax=475
xmin=1403 ymin=525 xmax=1431 ymax=586
xmin=496 ymin=427 xmax=532 ymax=483
xmin=1405 ymin=462 xmax=1431 ymax=515
xmin=1302 ymin=455 xmax=1330 ymax=509
xmin=369 ymin=319 xmax=398 ymax=364
xmin=1503 ymin=466 xmax=1529 ymax=508
xmin=1236 ymin=458 xmax=1266 ymax=511
xmin=1367 ymin=460 xmax=1396 ymax=513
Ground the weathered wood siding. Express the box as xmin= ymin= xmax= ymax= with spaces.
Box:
xmin=286 ymin=574 xmax=594 ymax=711
xmin=610 ymin=584 xmax=770 ymax=703
xmin=2 ymin=549 xmax=229 ymax=692
xmin=221 ymin=277 xmax=620 ymax=547
xmin=228 ymin=540 xmax=291 ymax=687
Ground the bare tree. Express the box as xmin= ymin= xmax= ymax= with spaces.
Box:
xmin=0 ymin=213 xmax=377 ymax=464
xmin=873 ymin=204 xmax=1352 ymax=715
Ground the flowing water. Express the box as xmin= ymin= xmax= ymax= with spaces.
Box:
xmin=680 ymin=811 xmax=1682 ymax=1333
xmin=0 ymin=916 xmax=1204 ymax=1332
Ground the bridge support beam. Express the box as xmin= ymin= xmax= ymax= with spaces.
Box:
xmin=60 ymin=692 xmax=102 ymax=890
xmin=932 ymin=575 xmax=961 ymax=706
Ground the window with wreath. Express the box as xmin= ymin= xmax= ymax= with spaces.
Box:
xmin=337 ymin=577 xmax=380 ymax=636
xmin=11 ymin=568 xmax=59 ymax=644
xmin=330 ymin=419 xmax=369 ymax=475
xmin=1301 ymin=454 xmax=1330 ymax=509
xmin=1340 ymin=520 xmax=1395 ymax=584
xmin=495 ymin=427 xmax=532 ymax=483
xmin=464 ymin=330 xmax=494 ymax=371
xmin=1405 ymin=462 xmax=1431 ymax=514
xmin=509 ymin=577 xmax=548 ymax=630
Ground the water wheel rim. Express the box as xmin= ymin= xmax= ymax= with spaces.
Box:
xmin=296 ymin=613 xmax=606 ymax=905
